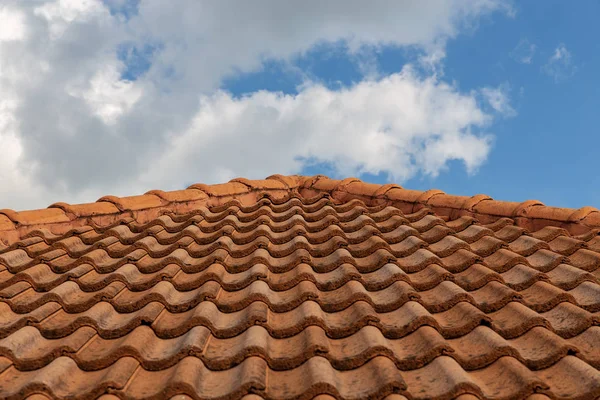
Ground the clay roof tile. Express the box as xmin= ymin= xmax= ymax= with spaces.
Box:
xmin=1 ymin=175 xmax=600 ymax=398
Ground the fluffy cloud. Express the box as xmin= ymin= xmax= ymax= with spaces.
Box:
xmin=0 ymin=5 xmax=27 ymax=41
xmin=0 ymin=0 xmax=510 ymax=210
xmin=139 ymin=66 xmax=495 ymax=190
xmin=542 ymin=44 xmax=577 ymax=82
xmin=66 ymin=61 xmax=143 ymax=125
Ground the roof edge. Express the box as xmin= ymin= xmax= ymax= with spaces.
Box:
xmin=1 ymin=174 xmax=599 ymax=246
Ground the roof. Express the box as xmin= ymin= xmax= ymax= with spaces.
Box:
xmin=0 ymin=174 xmax=599 ymax=399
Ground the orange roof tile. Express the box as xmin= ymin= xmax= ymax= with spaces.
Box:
xmin=0 ymin=175 xmax=599 ymax=399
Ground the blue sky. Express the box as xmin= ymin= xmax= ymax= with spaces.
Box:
xmin=437 ymin=1 xmax=598 ymax=208
xmin=0 ymin=1 xmax=598 ymax=210
xmin=223 ymin=2 xmax=598 ymax=209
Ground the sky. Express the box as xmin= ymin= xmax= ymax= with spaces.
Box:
xmin=0 ymin=0 xmax=598 ymax=211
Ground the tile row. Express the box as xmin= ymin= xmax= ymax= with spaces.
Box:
xmin=1 ymin=258 xmax=598 ymax=298
xmin=3 ymin=243 xmax=598 ymax=284
xmin=5 ymin=227 xmax=595 ymax=267
xmin=1 ymin=354 xmax=599 ymax=400
xmin=1 ymin=298 xmax=598 ymax=341
xmin=2 ymin=323 xmax=599 ymax=372
xmin=1 ymin=275 xmax=599 ymax=316
xmin=6 ymin=206 xmax=599 ymax=262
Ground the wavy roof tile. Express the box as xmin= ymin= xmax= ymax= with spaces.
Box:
xmin=0 ymin=175 xmax=600 ymax=399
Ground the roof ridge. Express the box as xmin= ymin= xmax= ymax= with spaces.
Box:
xmin=1 ymin=174 xmax=599 ymax=246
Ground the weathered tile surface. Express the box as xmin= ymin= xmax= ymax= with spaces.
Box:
xmin=1 ymin=175 xmax=600 ymax=399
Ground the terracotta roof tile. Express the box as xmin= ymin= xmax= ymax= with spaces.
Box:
xmin=1 ymin=175 xmax=600 ymax=398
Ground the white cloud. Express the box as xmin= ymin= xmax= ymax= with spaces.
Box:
xmin=542 ymin=43 xmax=577 ymax=82
xmin=480 ymin=83 xmax=516 ymax=117
xmin=33 ymin=0 xmax=107 ymax=40
xmin=510 ymin=38 xmax=536 ymax=64
xmin=139 ymin=66 xmax=494 ymax=190
xmin=66 ymin=62 xmax=143 ymax=125
xmin=0 ymin=5 xmax=27 ymax=42
xmin=0 ymin=0 xmax=511 ymax=210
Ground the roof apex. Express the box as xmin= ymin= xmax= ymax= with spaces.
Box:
xmin=1 ymin=175 xmax=599 ymax=246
